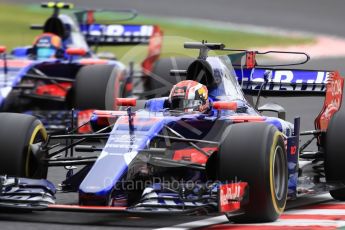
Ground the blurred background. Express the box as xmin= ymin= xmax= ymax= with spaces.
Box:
xmin=1 ymin=0 xmax=345 ymax=69
xmin=0 ymin=1 xmax=344 ymax=229
xmin=2 ymin=0 xmax=344 ymax=63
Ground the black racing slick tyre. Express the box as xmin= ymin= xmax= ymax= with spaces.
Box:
xmin=218 ymin=123 xmax=288 ymax=223
xmin=325 ymin=110 xmax=345 ymax=200
xmin=0 ymin=113 xmax=48 ymax=179
xmin=74 ymin=64 xmax=126 ymax=110
xmin=146 ymin=58 xmax=193 ymax=98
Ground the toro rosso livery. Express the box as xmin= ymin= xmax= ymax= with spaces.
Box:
xmin=0 ymin=42 xmax=345 ymax=223
xmin=0 ymin=2 xmax=162 ymax=131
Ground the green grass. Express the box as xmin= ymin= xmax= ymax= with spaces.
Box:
xmin=0 ymin=3 xmax=313 ymax=64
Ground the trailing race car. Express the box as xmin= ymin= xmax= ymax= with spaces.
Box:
xmin=0 ymin=2 xmax=164 ymax=132
xmin=0 ymin=42 xmax=344 ymax=223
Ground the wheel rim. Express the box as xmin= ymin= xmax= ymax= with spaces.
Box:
xmin=273 ymin=145 xmax=287 ymax=200
xmin=26 ymin=124 xmax=47 ymax=178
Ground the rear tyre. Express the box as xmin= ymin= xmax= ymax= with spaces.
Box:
xmin=0 ymin=113 xmax=48 ymax=178
xmin=218 ymin=123 xmax=287 ymax=223
xmin=325 ymin=110 xmax=345 ymax=200
xmin=146 ymin=58 xmax=193 ymax=98
xmin=74 ymin=64 xmax=126 ymax=110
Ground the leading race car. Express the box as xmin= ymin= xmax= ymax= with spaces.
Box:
xmin=0 ymin=2 xmax=163 ymax=132
xmin=0 ymin=42 xmax=344 ymax=223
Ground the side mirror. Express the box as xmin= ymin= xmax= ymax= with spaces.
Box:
xmin=258 ymin=102 xmax=286 ymax=120
xmin=213 ymin=101 xmax=237 ymax=111
xmin=116 ymin=98 xmax=137 ymax=107
xmin=0 ymin=46 xmax=6 ymax=54
xmin=66 ymin=47 xmax=87 ymax=56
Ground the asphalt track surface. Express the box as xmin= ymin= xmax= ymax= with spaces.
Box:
xmin=1 ymin=0 xmax=345 ymax=229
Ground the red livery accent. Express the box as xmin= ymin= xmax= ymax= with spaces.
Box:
xmin=218 ymin=182 xmax=248 ymax=213
xmin=213 ymin=101 xmax=237 ymax=111
xmin=77 ymin=110 xmax=94 ymax=133
xmin=35 ymin=83 xmax=72 ymax=97
xmin=92 ymin=110 xmax=124 ymax=126
xmin=125 ymin=82 xmax=133 ymax=92
xmin=79 ymin=58 xmax=109 ymax=65
xmin=0 ymin=46 xmax=6 ymax=54
xmin=66 ymin=47 xmax=87 ymax=56
xmin=86 ymin=10 xmax=95 ymax=25
xmin=173 ymin=147 xmax=218 ymax=164
xmin=246 ymin=51 xmax=256 ymax=69
xmin=229 ymin=115 xmax=265 ymax=123
xmin=116 ymin=98 xmax=137 ymax=107
xmin=142 ymin=25 xmax=163 ymax=75
xmin=116 ymin=116 xmax=161 ymax=126
xmin=290 ymin=146 xmax=297 ymax=155
xmin=93 ymin=110 xmax=127 ymax=116
xmin=0 ymin=59 xmax=33 ymax=68
xmin=315 ymin=71 xmax=344 ymax=131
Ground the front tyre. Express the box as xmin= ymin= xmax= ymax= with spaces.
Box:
xmin=0 ymin=113 xmax=48 ymax=178
xmin=217 ymin=123 xmax=288 ymax=223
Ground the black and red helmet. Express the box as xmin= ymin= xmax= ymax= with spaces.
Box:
xmin=169 ymin=80 xmax=209 ymax=112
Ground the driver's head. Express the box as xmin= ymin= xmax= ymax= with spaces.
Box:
xmin=169 ymin=80 xmax=209 ymax=113
xmin=33 ymin=33 xmax=62 ymax=59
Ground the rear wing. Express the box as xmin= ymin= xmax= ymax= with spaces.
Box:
xmin=235 ymin=68 xmax=330 ymax=96
xmin=75 ymin=10 xmax=163 ymax=73
xmin=75 ymin=10 xmax=162 ymax=46
xmin=79 ymin=24 xmax=161 ymax=46
xmin=236 ymin=68 xmax=344 ymax=131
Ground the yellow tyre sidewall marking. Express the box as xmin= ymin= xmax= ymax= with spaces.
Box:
xmin=269 ymin=131 xmax=286 ymax=214
xmin=25 ymin=124 xmax=47 ymax=177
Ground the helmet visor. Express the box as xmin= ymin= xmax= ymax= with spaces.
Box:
xmin=37 ymin=47 xmax=56 ymax=59
xmin=171 ymin=98 xmax=202 ymax=111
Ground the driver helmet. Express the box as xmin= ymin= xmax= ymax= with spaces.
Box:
xmin=33 ymin=33 xmax=62 ymax=59
xmin=169 ymin=80 xmax=209 ymax=113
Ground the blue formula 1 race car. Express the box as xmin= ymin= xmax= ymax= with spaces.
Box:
xmin=0 ymin=2 xmax=164 ymax=132
xmin=0 ymin=42 xmax=344 ymax=223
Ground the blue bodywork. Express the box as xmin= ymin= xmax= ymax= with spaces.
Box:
xmin=77 ymin=55 xmax=302 ymax=205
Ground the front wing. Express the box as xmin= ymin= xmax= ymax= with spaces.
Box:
xmin=0 ymin=176 xmax=247 ymax=216
xmin=0 ymin=176 xmax=56 ymax=210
